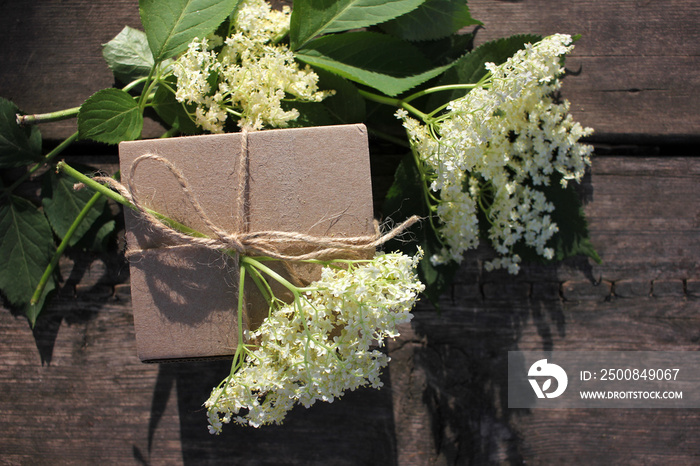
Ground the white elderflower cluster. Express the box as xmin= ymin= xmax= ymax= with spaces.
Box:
xmin=398 ymin=34 xmax=593 ymax=273
xmin=173 ymin=0 xmax=331 ymax=131
xmin=205 ymin=250 xmax=425 ymax=432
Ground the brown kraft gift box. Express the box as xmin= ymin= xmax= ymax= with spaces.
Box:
xmin=118 ymin=124 xmax=375 ymax=362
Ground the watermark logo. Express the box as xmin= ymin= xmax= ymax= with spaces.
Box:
xmin=528 ymin=359 xmax=568 ymax=399
xmin=509 ymin=351 xmax=698 ymax=408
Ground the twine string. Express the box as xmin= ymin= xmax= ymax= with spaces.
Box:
xmin=96 ymin=130 xmax=420 ymax=261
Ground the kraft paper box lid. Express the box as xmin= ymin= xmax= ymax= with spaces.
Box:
xmin=118 ymin=124 xmax=375 ymax=362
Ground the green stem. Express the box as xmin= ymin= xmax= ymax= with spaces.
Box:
xmin=357 ymin=89 xmax=430 ymax=122
xmin=358 ymin=80 xmax=494 ymax=123
xmin=139 ymin=68 xmax=155 ymax=106
xmin=160 ymin=126 xmax=179 ymax=138
xmin=409 ymin=146 xmax=436 ymax=211
xmin=357 ymin=89 xmax=401 ymax=107
xmin=240 ymin=256 xmax=310 ymax=295
xmin=57 ymin=161 xmax=128 ymax=205
xmin=16 ymin=76 xmax=148 ymax=127
xmin=235 ymin=264 xmax=247 ymax=369
xmin=402 ymin=83 xmax=485 ymax=104
xmin=242 ymin=259 xmax=274 ymax=308
xmin=427 ymin=101 xmax=452 ymax=119
xmin=56 ymin=160 xmax=204 ymax=238
xmin=238 ymin=258 xmax=346 ymax=371
xmin=1 ymin=131 xmax=79 ymax=201
xmin=123 ymin=76 xmax=148 ymax=93
xmin=138 ymin=61 xmax=171 ymax=111
xmin=30 ymin=189 xmax=104 ymax=306
xmin=17 ymin=107 xmax=80 ymax=125
xmin=215 ymin=263 xmax=248 ymax=398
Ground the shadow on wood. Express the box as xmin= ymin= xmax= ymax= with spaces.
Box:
xmin=135 ymin=359 xmax=399 ymax=465
xmin=390 ymin=256 xmax=572 ymax=464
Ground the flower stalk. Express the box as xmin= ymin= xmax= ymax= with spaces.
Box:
xmin=30 ymin=190 xmax=104 ymax=306
xmin=1 ymin=131 xmax=79 ymax=201
xmin=206 ymin=249 xmax=425 ymax=432
xmin=16 ymin=106 xmax=80 ymax=125
xmin=393 ymin=34 xmax=594 ymax=272
xmin=56 ymin=161 xmax=203 ymax=239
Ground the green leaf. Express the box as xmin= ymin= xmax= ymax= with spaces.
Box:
xmin=0 ymin=98 xmax=42 ymax=168
xmin=152 ymin=78 xmax=201 ymax=135
xmin=78 ymin=89 xmax=143 ymax=144
xmin=380 ymin=0 xmax=481 ymax=42
xmin=24 ymin=276 xmax=56 ymax=327
xmin=301 ymin=31 xmax=434 ymax=76
xmin=383 ymin=154 xmax=459 ymax=307
xmin=413 ymin=32 xmax=475 ymax=67
xmin=69 ymin=197 xmax=118 ymax=252
xmin=282 ymin=101 xmax=335 ymax=128
xmin=296 ymin=31 xmax=454 ymax=96
xmin=80 ymin=219 xmax=117 ymax=252
xmin=290 ymin=0 xmax=427 ymax=50
xmin=316 ymin=70 xmax=366 ymax=124
xmin=0 ymin=196 xmax=56 ymax=323
xmin=517 ymin=177 xmax=600 ymax=264
xmin=139 ymin=0 xmax=242 ymax=62
xmin=427 ymin=34 xmax=541 ymax=111
xmin=103 ymin=26 xmax=155 ymax=84
xmin=42 ymin=169 xmax=110 ymax=247
xmin=455 ymin=34 xmax=542 ymax=83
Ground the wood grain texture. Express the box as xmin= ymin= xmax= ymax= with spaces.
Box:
xmin=387 ymin=155 xmax=700 ymax=464
xmin=468 ymin=0 xmax=700 ymax=142
xmin=1 ymin=2 xmax=699 ymax=463
xmin=1 ymin=155 xmax=699 ymax=464
xmin=0 ymin=301 xmax=398 ymax=466
xmin=0 ymin=1 xmax=698 ymax=141
xmin=389 ymin=298 xmax=700 ymax=465
xmin=0 ymin=0 xmax=148 ymax=139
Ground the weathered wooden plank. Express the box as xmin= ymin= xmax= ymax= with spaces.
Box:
xmin=468 ymin=0 xmax=700 ymax=141
xmin=0 ymin=299 xmax=399 ymax=465
xmin=1 ymin=1 xmax=698 ymax=140
xmin=0 ymin=0 xmax=147 ymax=140
xmin=0 ymin=0 xmax=289 ymax=141
xmin=1 ymin=155 xmax=699 ymax=464
xmin=5 ymin=293 xmax=696 ymax=463
xmin=389 ymin=297 xmax=700 ymax=465
xmin=384 ymin=155 xmax=700 ymax=465
xmin=576 ymin=156 xmax=700 ymax=281
xmin=440 ymin=155 xmax=700 ymax=300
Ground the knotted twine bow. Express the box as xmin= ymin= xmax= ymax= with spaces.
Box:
xmin=95 ymin=130 xmax=420 ymax=261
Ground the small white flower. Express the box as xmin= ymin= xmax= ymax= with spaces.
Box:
xmin=173 ymin=0 xmax=331 ymax=132
xmin=205 ymin=250 xmax=425 ymax=431
xmin=395 ymin=108 xmax=409 ymax=119
xmin=397 ymin=34 xmax=593 ymax=273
